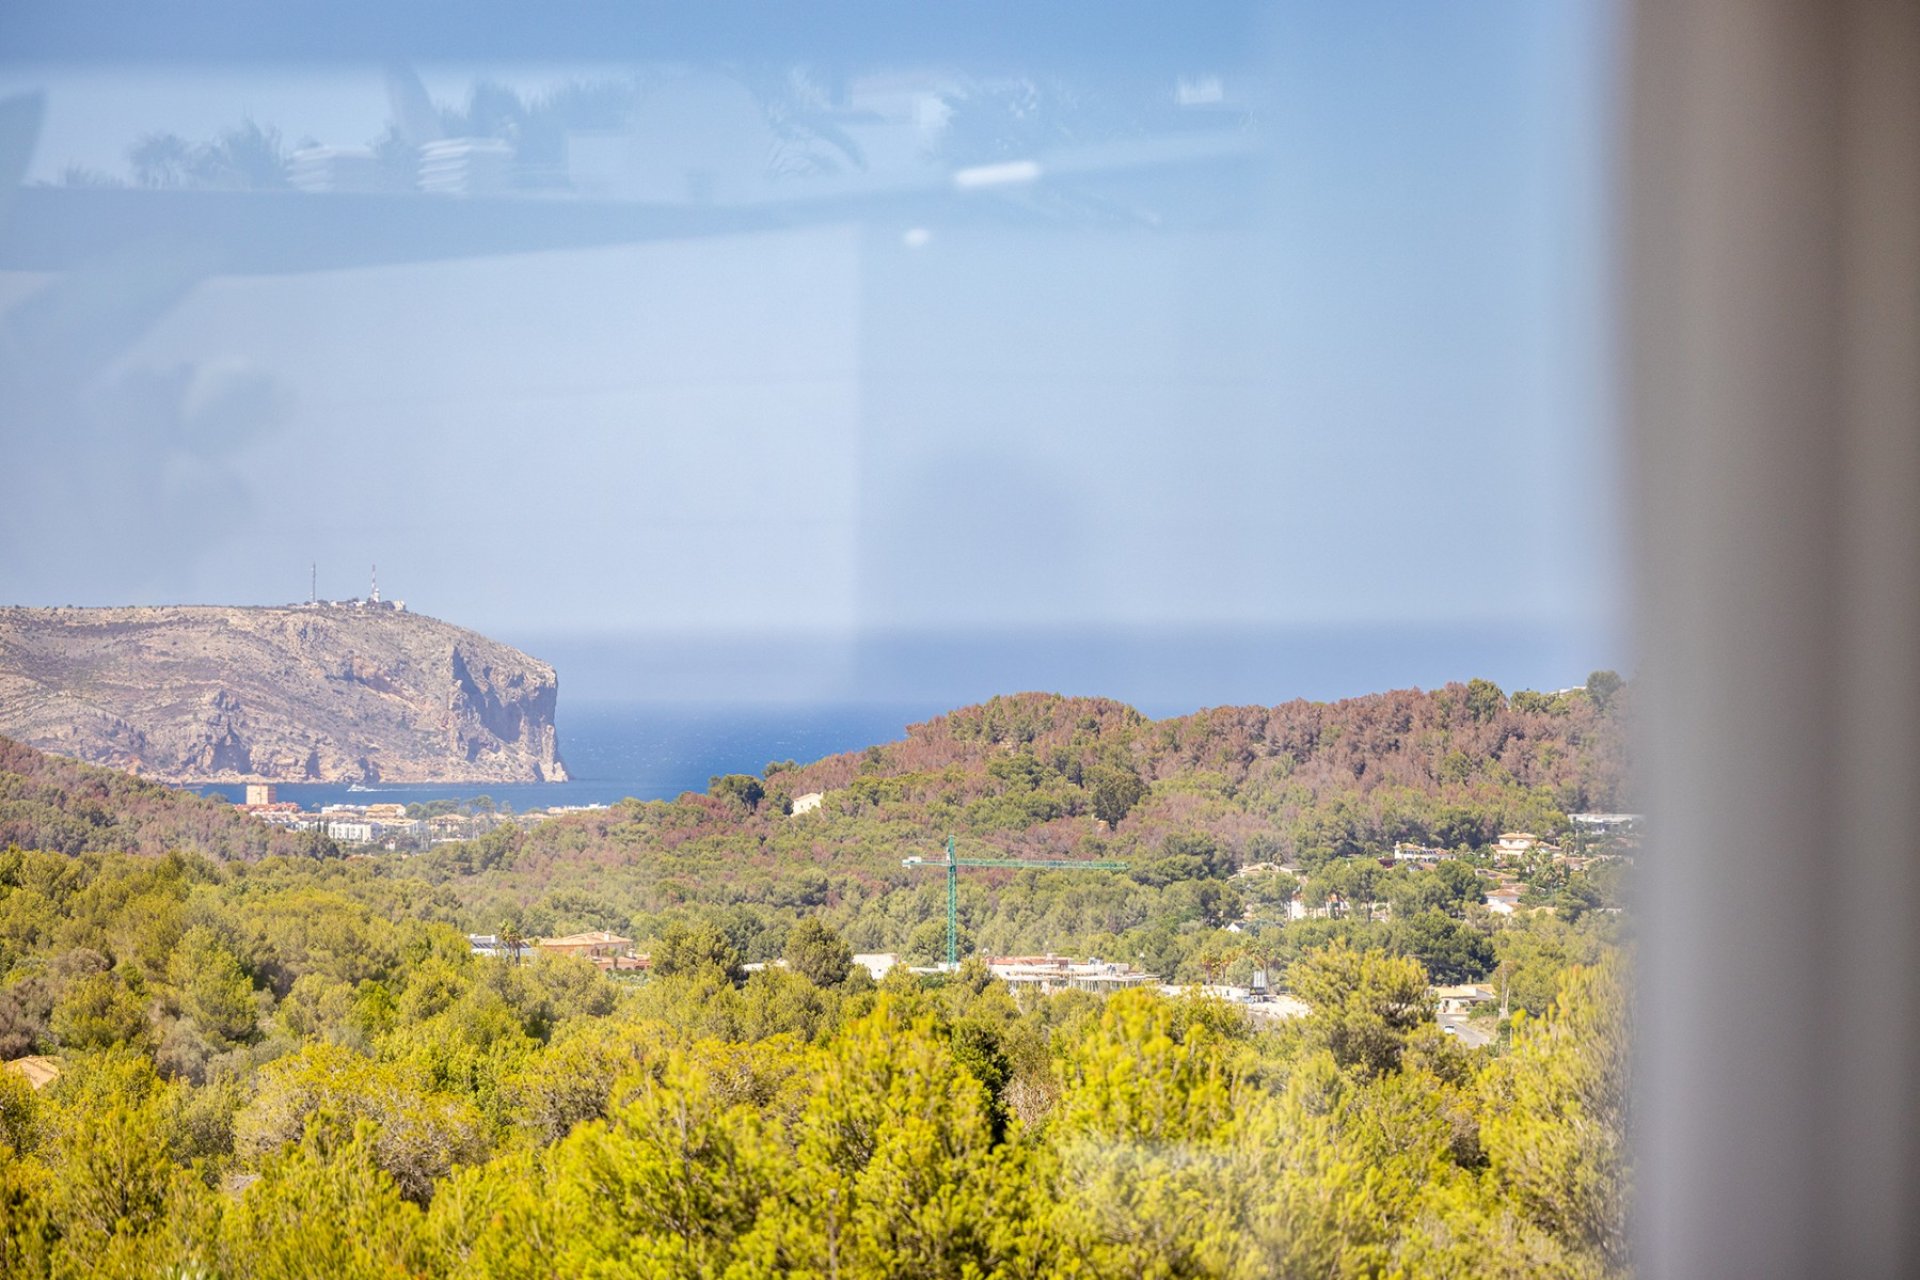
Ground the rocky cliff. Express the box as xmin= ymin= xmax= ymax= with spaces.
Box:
xmin=0 ymin=606 xmax=569 ymax=784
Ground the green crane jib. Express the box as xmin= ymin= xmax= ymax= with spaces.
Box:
xmin=903 ymin=834 xmax=1129 ymax=970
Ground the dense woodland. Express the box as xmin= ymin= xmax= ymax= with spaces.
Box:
xmin=424 ymin=676 xmax=1631 ymax=987
xmin=0 ymin=738 xmax=328 ymax=862
xmin=0 ymin=676 xmax=1632 ymax=1278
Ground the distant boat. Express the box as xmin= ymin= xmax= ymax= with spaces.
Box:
xmin=348 ymin=783 xmax=374 ymax=792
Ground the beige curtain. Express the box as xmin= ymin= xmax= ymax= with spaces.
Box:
xmin=1629 ymin=0 xmax=1920 ymax=1275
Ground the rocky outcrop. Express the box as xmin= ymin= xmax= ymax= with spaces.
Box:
xmin=0 ymin=606 xmax=568 ymax=784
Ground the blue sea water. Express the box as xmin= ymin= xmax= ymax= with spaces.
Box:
xmin=189 ymin=701 xmax=947 ymax=811
xmin=185 ymin=623 xmax=1626 ymax=811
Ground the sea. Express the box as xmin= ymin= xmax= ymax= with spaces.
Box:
xmin=185 ymin=621 xmax=1626 ymax=811
xmin=187 ymin=702 xmax=949 ymax=811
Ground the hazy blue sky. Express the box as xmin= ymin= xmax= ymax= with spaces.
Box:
xmin=0 ymin=2 xmax=1622 ymax=707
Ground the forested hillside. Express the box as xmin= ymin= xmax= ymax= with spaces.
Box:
xmin=774 ymin=675 xmax=1628 ymax=852
xmin=0 ymin=737 xmax=326 ymax=861
xmin=416 ymin=676 xmax=1630 ymax=981
xmin=0 ymin=675 xmax=1630 ymax=987
xmin=0 ymin=677 xmax=1632 ymax=1278
xmin=0 ymin=849 xmax=1628 ymax=1279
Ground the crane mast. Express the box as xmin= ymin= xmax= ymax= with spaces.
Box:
xmin=903 ymin=834 xmax=1129 ymax=970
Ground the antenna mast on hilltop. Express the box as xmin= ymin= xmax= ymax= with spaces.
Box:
xmin=371 ymin=564 xmax=380 ymax=604
xmin=310 ymin=562 xmax=316 ymax=605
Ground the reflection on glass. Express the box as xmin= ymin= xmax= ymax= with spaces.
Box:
xmin=0 ymin=8 xmax=1631 ymax=1277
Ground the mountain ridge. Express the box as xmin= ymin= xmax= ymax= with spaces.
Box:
xmin=0 ymin=604 xmax=568 ymax=784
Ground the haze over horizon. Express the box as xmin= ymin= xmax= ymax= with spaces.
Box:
xmin=0 ymin=0 xmax=1622 ymax=712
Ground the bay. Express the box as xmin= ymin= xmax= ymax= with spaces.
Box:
xmin=187 ymin=701 xmax=946 ymax=811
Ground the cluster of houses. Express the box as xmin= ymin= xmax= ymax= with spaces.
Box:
xmin=447 ymin=926 xmax=1506 ymax=1043
xmin=1232 ymin=817 xmax=1640 ymax=925
xmin=234 ymin=784 xmax=609 ymax=851
xmin=852 ymin=952 xmax=1468 ymax=1031
xmin=233 ymin=797 xmax=1634 ymax=1051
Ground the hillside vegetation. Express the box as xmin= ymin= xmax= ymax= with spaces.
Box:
xmin=0 ymin=676 xmax=1631 ymax=1277
xmin=0 ymin=736 xmax=328 ymax=861
xmin=416 ymin=676 xmax=1630 ymax=981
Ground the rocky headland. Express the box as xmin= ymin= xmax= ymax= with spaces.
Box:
xmin=0 ymin=605 xmax=568 ymax=784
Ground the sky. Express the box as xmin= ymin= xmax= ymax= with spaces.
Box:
xmin=0 ymin=2 xmax=1624 ymax=710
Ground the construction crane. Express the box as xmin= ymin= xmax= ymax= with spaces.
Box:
xmin=903 ymin=834 xmax=1129 ymax=970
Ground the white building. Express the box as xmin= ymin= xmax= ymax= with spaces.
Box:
xmin=1433 ymin=984 xmax=1498 ymax=1015
xmin=1393 ymin=843 xmax=1451 ymax=866
xmin=852 ymin=952 xmax=898 ymax=981
xmin=468 ymin=934 xmax=531 ymax=961
xmin=791 ymin=792 xmax=824 ymax=816
xmin=986 ymin=956 xmax=1158 ymax=996
xmin=419 ymin=138 xmax=514 ymax=197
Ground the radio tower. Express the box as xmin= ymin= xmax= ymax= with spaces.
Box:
xmin=371 ymin=564 xmax=380 ymax=604
xmin=310 ymin=563 xmax=316 ymax=605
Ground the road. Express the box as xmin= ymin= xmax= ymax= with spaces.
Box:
xmin=1437 ymin=1013 xmax=1496 ymax=1049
